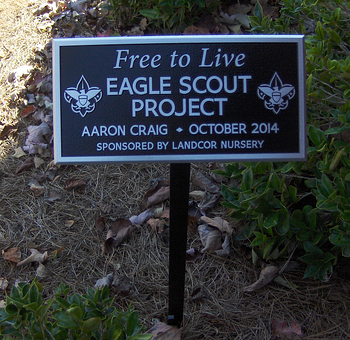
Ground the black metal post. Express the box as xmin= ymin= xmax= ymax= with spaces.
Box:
xmin=167 ymin=163 xmax=191 ymax=327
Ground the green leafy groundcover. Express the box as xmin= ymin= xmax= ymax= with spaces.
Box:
xmin=215 ymin=0 xmax=350 ymax=281
xmin=0 ymin=279 xmax=151 ymax=339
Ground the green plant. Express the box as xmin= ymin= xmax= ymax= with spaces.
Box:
xmin=216 ymin=0 xmax=350 ymax=281
xmin=0 ymin=279 xmax=151 ymax=340
xmin=105 ymin=0 xmax=218 ymax=32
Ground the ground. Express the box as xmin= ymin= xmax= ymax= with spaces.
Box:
xmin=0 ymin=0 xmax=349 ymax=339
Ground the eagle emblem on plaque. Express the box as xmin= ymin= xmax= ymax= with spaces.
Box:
xmin=257 ymin=72 xmax=295 ymax=114
xmin=64 ymin=75 xmax=102 ymax=117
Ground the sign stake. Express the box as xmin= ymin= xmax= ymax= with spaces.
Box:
xmin=168 ymin=163 xmax=191 ymax=326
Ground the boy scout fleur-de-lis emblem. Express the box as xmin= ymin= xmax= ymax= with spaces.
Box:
xmin=257 ymin=72 xmax=295 ymax=114
xmin=64 ymin=75 xmax=102 ymax=117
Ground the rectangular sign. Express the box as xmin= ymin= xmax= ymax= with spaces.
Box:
xmin=53 ymin=35 xmax=306 ymax=164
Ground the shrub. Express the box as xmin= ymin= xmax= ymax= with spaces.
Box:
xmin=105 ymin=0 xmax=219 ymax=32
xmin=0 ymin=279 xmax=151 ymax=339
xmin=216 ymin=0 xmax=350 ymax=281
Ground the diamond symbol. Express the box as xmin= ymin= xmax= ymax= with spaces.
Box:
xmin=176 ymin=127 xmax=183 ymax=133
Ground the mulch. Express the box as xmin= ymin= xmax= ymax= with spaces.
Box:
xmin=0 ymin=0 xmax=349 ymax=339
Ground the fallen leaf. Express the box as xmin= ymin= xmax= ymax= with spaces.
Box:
xmin=17 ymin=249 xmax=48 ymax=266
xmin=272 ymin=319 xmax=303 ymax=339
xmin=129 ymin=208 xmax=154 ymax=225
xmin=214 ymin=235 xmax=231 ymax=257
xmin=186 ymin=248 xmax=202 ymax=262
xmin=146 ymin=186 xmax=170 ymax=208
xmin=147 ymin=322 xmax=182 ymax=339
xmin=243 ymin=266 xmax=279 ymax=292
xmin=184 ymin=25 xmax=210 ymax=34
xmin=36 ymin=263 xmax=50 ymax=278
xmin=111 ymin=275 xmax=132 ymax=296
xmin=198 ymin=224 xmax=222 ymax=253
xmin=15 ymin=158 xmax=34 ymax=174
xmin=95 ymin=273 xmax=114 ymax=288
xmin=198 ymin=192 xmax=220 ymax=214
xmin=95 ymin=217 xmax=106 ymax=232
xmin=142 ymin=179 xmax=170 ymax=209
xmin=26 ymin=71 xmax=44 ymax=93
xmin=0 ymin=123 xmax=18 ymax=140
xmin=273 ymin=276 xmax=298 ymax=289
xmin=44 ymin=189 xmax=63 ymax=202
xmin=192 ymin=172 xmax=220 ymax=193
xmin=34 ymin=156 xmax=45 ymax=168
xmin=200 ymin=216 xmax=233 ymax=235
xmin=2 ymin=247 xmax=21 ymax=263
xmin=25 ymin=122 xmax=52 ymax=147
xmin=190 ymin=286 xmax=203 ymax=302
xmin=103 ymin=218 xmax=135 ymax=254
xmin=12 ymin=147 xmax=26 ymax=158
xmin=8 ymin=65 xmax=33 ymax=82
xmin=187 ymin=215 xmax=198 ymax=233
xmin=189 ymin=190 xmax=206 ymax=201
xmin=64 ymin=178 xmax=87 ymax=191
xmin=148 ymin=218 xmax=167 ymax=234
xmin=28 ymin=179 xmax=45 ymax=196
xmin=21 ymin=105 xmax=37 ymax=118
xmin=0 ymin=278 xmax=9 ymax=290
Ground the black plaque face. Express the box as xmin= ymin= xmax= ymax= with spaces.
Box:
xmin=53 ymin=35 xmax=306 ymax=164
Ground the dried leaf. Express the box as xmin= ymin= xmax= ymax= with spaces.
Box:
xmin=0 ymin=123 xmax=18 ymax=140
xmin=28 ymin=179 xmax=45 ymax=196
xmin=200 ymin=216 xmax=233 ymax=235
xmin=17 ymin=249 xmax=48 ymax=266
xmin=8 ymin=65 xmax=33 ymax=82
xmin=21 ymin=105 xmax=37 ymax=118
xmin=190 ymin=286 xmax=203 ymax=301
xmin=103 ymin=218 xmax=135 ymax=254
xmin=0 ymin=278 xmax=9 ymax=290
xmin=2 ymin=247 xmax=21 ymax=263
xmin=146 ymin=186 xmax=170 ymax=208
xmin=15 ymin=157 xmax=34 ymax=174
xmin=148 ymin=218 xmax=167 ymax=234
xmin=129 ymin=208 xmax=154 ymax=225
xmin=198 ymin=192 xmax=220 ymax=214
xmin=243 ymin=266 xmax=279 ymax=292
xmin=34 ymin=156 xmax=45 ymax=168
xmin=25 ymin=122 xmax=51 ymax=148
xmin=192 ymin=172 xmax=220 ymax=193
xmin=111 ymin=275 xmax=132 ymax=296
xmin=214 ymin=235 xmax=231 ymax=257
xmin=44 ymin=190 xmax=63 ymax=202
xmin=64 ymin=178 xmax=87 ymax=191
xmin=36 ymin=263 xmax=50 ymax=278
xmin=147 ymin=322 xmax=182 ymax=339
xmin=12 ymin=147 xmax=26 ymax=158
xmin=272 ymin=319 xmax=303 ymax=339
xmin=186 ymin=248 xmax=202 ymax=262
xmin=95 ymin=273 xmax=114 ymax=288
xmin=273 ymin=276 xmax=298 ymax=289
xmin=184 ymin=25 xmax=210 ymax=35
xmin=142 ymin=179 xmax=170 ymax=209
xmin=189 ymin=190 xmax=206 ymax=201
xmin=198 ymin=224 xmax=222 ymax=253
xmin=95 ymin=217 xmax=106 ymax=232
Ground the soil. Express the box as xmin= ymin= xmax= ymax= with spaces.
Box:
xmin=0 ymin=0 xmax=349 ymax=339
